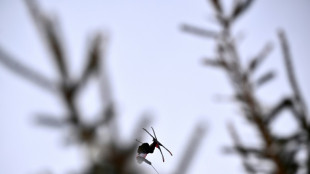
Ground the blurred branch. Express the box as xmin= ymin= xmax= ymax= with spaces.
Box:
xmin=247 ymin=42 xmax=273 ymax=74
xmin=25 ymin=0 xmax=69 ymax=79
xmin=181 ymin=24 xmax=218 ymax=39
xmin=255 ymin=70 xmax=275 ymax=88
xmin=97 ymin=36 xmax=113 ymax=106
xmin=35 ymin=114 xmax=67 ymax=128
xmin=278 ymin=29 xmax=310 ymax=172
xmin=278 ymin=30 xmax=308 ymax=121
xmin=265 ymin=97 xmax=295 ymax=124
xmin=24 ymin=0 xmax=83 ymax=127
xmin=174 ymin=123 xmax=206 ymax=174
xmin=223 ymin=145 xmax=266 ymax=158
xmin=0 ymin=47 xmax=57 ymax=92
xmin=202 ymin=57 xmax=228 ymax=69
xmin=1 ymin=0 xmax=157 ymax=174
xmin=184 ymin=1 xmax=310 ymax=173
xmin=209 ymin=0 xmax=223 ymax=13
xmin=227 ymin=123 xmax=257 ymax=174
xmin=231 ymin=0 xmax=255 ymax=22
xmin=76 ymin=34 xmax=101 ymax=92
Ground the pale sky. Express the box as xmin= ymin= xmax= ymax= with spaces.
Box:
xmin=0 ymin=0 xmax=310 ymax=174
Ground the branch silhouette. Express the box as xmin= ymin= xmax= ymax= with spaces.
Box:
xmin=183 ymin=0 xmax=309 ymax=173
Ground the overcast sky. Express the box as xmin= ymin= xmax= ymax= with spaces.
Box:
xmin=0 ymin=0 xmax=310 ymax=174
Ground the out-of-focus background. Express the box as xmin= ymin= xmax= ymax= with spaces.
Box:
xmin=0 ymin=0 xmax=310 ymax=174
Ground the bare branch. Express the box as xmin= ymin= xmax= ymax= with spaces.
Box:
xmin=35 ymin=114 xmax=67 ymax=128
xmin=223 ymin=146 xmax=266 ymax=158
xmin=181 ymin=24 xmax=218 ymax=39
xmin=228 ymin=122 xmax=242 ymax=146
xmin=0 ymin=47 xmax=57 ymax=92
xmin=265 ymin=97 xmax=295 ymax=124
xmin=255 ymin=71 xmax=275 ymax=88
xmin=231 ymin=0 xmax=255 ymax=22
xmin=174 ymin=123 xmax=206 ymax=174
xmin=279 ymin=29 xmax=310 ymax=172
xmin=209 ymin=0 xmax=223 ymax=13
xmin=247 ymin=42 xmax=273 ymax=74
xmin=25 ymin=0 xmax=68 ymax=79
xmin=97 ymin=36 xmax=113 ymax=106
xmin=78 ymin=34 xmax=101 ymax=89
xmin=43 ymin=18 xmax=68 ymax=79
xmin=202 ymin=57 xmax=228 ymax=69
xmin=278 ymin=30 xmax=308 ymax=118
xmin=227 ymin=123 xmax=258 ymax=173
